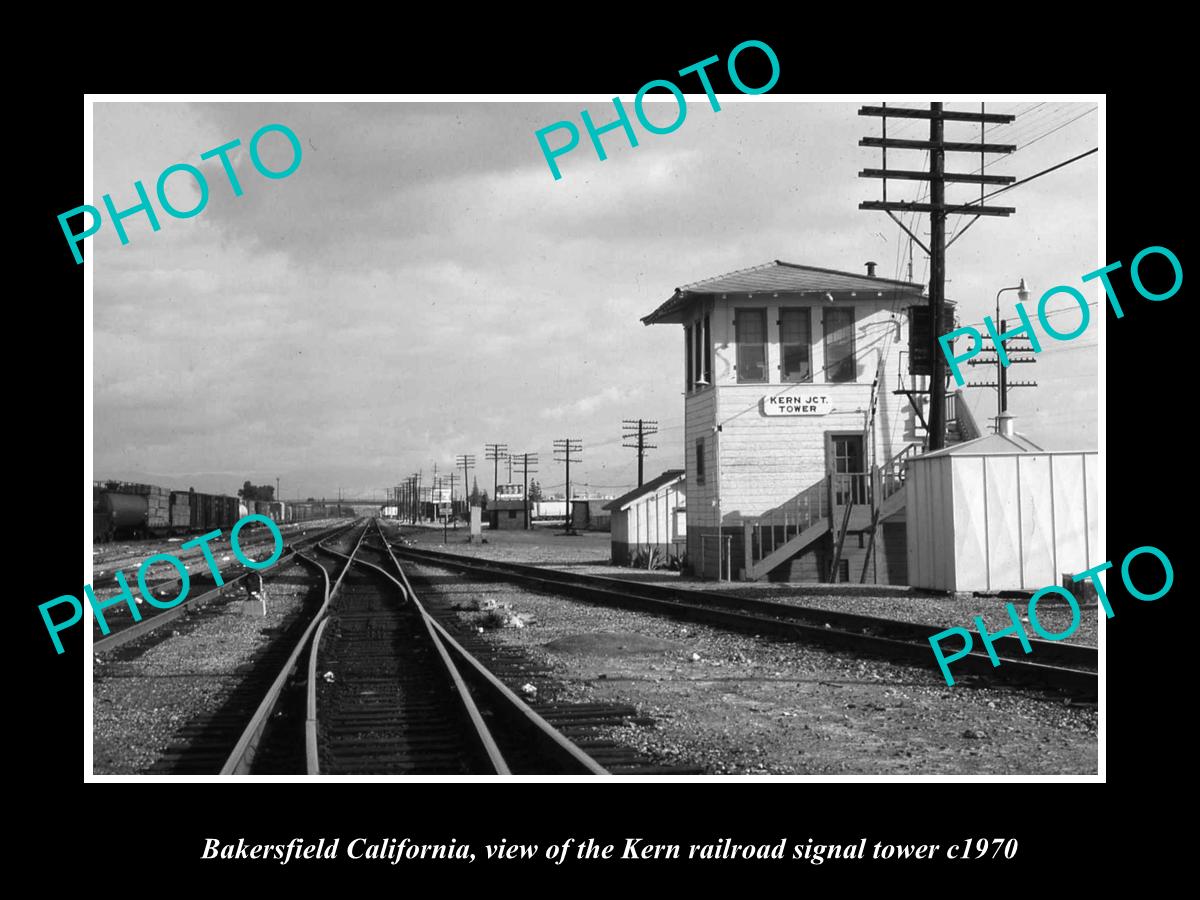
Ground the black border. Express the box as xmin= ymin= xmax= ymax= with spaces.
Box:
xmin=22 ymin=25 xmax=1186 ymax=880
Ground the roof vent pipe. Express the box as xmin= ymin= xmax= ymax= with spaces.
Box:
xmin=865 ymin=261 xmax=877 ymax=277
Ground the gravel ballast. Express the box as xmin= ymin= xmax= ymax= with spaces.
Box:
xmin=92 ymin=559 xmax=321 ymax=775
xmin=401 ymin=526 xmax=1099 ymax=647
xmin=407 ymin=559 xmax=1098 ymax=776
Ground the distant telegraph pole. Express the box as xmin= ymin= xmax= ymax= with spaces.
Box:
xmin=966 ymin=317 xmax=1039 ymax=420
xmin=858 ymin=102 xmax=1016 ymax=450
xmin=553 ymin=439 xmax=582 ymax=533
xmin=622 ymin=418 xmax=658 ymax=487
xmin=485 ymin=443 xmax=508 ymax=498
xmin=515 ymin=452 xmax=538 ymax=530
xmin=456 ymin=454 xmax=476 ymax=511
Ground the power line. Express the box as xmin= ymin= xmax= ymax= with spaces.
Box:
xmin=958 ymin=300 xmax=1099 ymax=331
xmin=969 ymin=147 xmax=1098 ymax=206
xmin=1013 ymin=106 xmax=1097 ymax=152
xmin=946 ymin=144 xmax=1097 ymax=245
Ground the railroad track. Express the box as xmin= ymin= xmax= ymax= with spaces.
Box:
xmin=92 ymin=521 xmax=360 ymax=651
xmin=381 ymin=532 xmax=1098 ymax=696
xmin=211 ymin=520 xmax=674 ymax=775
xmin=352 ymin=530 xmax=699 ymax=774
xmin=140 ymin=553 xmax=332 ymax=774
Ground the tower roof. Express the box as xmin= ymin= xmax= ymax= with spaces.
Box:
xmin=642 ymin=260 xmax=924 ymax=325
xmin=921 ymin=431 xmax=1045 ymax=457
xmin=603 ymin=469 xmax=685 ymax=511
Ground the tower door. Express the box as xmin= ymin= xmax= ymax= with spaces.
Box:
xmin=826 ymin=433 xmax=867 ymax=506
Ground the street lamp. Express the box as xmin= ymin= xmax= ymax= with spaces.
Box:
xmin=993 ymin=278 xmax=1030 ymax=418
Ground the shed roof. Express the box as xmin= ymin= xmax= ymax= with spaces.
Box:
xmin=921 ymin=431 xmax=1045 ymax=458
xmin=603 ymin=469 xmax=685 ymax=512
xmin=642 ymin=261 xmax=924 ymax=325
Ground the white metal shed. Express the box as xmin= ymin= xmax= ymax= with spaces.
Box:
xmin=906 ymin=418 xmax=1098 ymax=592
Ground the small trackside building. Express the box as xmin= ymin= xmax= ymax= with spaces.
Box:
xmin=487 ymin=499 xmax=528 ymax=530
xmin=906 ymin=413 xmax=1098 ymax=592
xmin=642 ymin=260 xmax=980 ymax=581
xmin=604 ymin=470 xmax=686 ymax=565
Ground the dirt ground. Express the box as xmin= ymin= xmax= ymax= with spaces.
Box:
xmin=399 ymin=524 xmax=1100 ymax=647
xmin=407 ymin=560 xmax=1098 ymax=776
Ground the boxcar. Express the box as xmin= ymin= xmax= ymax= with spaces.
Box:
xmin=169 ymin=491 xmax=191 ymax=531
xmin=218 ymin=496 xmax=238 ymax=529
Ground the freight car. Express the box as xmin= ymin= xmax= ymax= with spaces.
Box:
xmin=93 ymin=491 xmax=156 ymax=541
xmin=92 ymin=482 xmax=240 ymax=542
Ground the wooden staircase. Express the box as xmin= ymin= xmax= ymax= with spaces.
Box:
xmin=741 ymin=390 xmax=981 ymax=582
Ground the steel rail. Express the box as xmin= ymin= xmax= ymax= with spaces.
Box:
xmin=312 ymin=542 xmax=513 ymax=774
xmin=385 ymin=539 xmax=1097 ymax=694
xmin=304 ymin=617 xmax=331 ymax=775
xmin=337 ymin=525 xmax=608 ymax=774
xmin=219 ymin=526 xmax=367 ymax=775
xmin=367 ymin=523 xmax=609 ymax=774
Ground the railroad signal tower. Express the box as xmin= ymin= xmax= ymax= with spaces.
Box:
xmin=553 ymin=439 xmax=582 ymax=533
xmin=858 ymin=102 xmax=1017 ymax=450
xmin=622 ymin=418 xmax=658 ymax=487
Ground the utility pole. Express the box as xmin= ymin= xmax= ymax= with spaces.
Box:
xmin=276 ymin=476 xmax=280 ymax=502
xmin=485 ymin=443 xmax=508 ymax=499
xmin=622 ymin=418 xmax=658 ymax=487
xmin=966 ymin=317 xmax=1038 ymax=422
xmin=456 ymin=454 xmax=475 ymax=513
xmin=515 ymin=452 xmax=538 ymax=530
xmin=928 ymin=103 xmax=947 ymax=451
xmin=447 ymin=473 xmax=461 ymax=523
xmin=553 ymin=439 xmax=582 ymax=533
xmin=859 ymin=102 xmax=1016 ymax=450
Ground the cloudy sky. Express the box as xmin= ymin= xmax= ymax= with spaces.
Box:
xmin=91 ymin=99 xmax=1099 ymax=501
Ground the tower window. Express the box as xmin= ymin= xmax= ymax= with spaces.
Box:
xmin=780 ymin=307 xmax=812 ymax=382
xmin=686 ymin=315 xmax=712 ymax=390
xmin=684 ymin=323 xmax=694 ymax=391
xmin=735 ymin=308 xmax=767 ymax=383
xmin=823 ymin=307 xmax=857 ymax=383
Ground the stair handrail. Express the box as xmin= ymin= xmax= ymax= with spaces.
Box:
xmin=950 ymin=388 xmax=983 ymax=441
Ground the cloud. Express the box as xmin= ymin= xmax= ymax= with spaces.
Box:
xmin=540 ymin=386 xmax=638 ymax=422
xmin=91 ymin=101 xmax=1098 ymax=498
